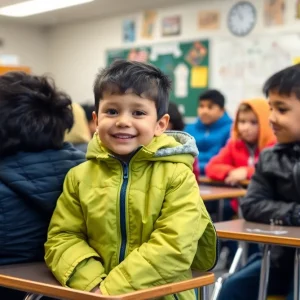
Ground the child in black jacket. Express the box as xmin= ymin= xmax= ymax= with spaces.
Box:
xmin=218 ymin=64 xmax=300 ymax=300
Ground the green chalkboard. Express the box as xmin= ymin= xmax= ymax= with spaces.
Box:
xmin=106 ymin=40 xmax=209 ymax=117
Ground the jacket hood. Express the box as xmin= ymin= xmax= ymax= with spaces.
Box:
xmin=86 ymin=131 xmax=198 ymax=169
xmin=232 ymin=98 xmax=276 ymax=150
xmin=65 ymin=103 xmax=91 ymax=145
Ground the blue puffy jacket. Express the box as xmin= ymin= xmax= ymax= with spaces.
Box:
xmin=0 ymin=143 xmax=85 ymax=265
xmin=185 ymin=112 xmax=232 ymax=174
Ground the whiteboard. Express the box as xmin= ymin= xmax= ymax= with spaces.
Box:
xmin=210 ymin=34 xmax=300 ymax=117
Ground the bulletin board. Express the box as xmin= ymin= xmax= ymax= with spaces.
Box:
xmin=106 ymin=40 xmax=209 ymax=117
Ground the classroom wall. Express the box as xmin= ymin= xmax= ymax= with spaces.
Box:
xmin=46 ymin=0 xmax=300 ymax=106
xmin=0 ymin=22 xmax=48 ymax=75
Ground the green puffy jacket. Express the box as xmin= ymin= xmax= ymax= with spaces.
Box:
xmin=45 ymin=131 xmax=217 ymax=299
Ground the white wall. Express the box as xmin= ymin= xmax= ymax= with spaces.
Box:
xmin=0 ymin=22 xmax=48 ymax=75
xmin=45 ymin=0 xmax=300 ymax=104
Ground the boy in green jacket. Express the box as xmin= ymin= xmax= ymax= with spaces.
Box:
xmin=45 ymin=60 xmax=217 ymax=299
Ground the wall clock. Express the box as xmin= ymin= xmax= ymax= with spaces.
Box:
xmin=228 ymin=1 xmax=256 ymax=37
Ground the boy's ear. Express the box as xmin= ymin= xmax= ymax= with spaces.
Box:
xmin=154 ymin=114 xmax=170 ymax=137
xmin=92 ymin=111 xmax=98 ymax=126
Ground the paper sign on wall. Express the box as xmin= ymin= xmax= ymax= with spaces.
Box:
xmin=293 ymin=57 xmax=300 ymax=65
xmin=191 ymin=66 xmax=208 ymax=88
xmin=174 ymin=63 xmax=189 ymax=98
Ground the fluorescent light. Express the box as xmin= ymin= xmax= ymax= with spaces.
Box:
xmin=0 ymin=0 xmax=94 ymax=17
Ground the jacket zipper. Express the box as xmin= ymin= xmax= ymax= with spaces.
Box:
xmin=119 ymin=162 xmax=129 ymax=263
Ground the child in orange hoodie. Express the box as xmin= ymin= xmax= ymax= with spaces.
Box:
xmin=206 ymin=98 xmax=276 ymax=211
xmin=206 ymin=98 xmax=276 ymax=267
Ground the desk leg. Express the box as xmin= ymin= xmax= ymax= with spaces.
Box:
xmin=199 ymin=285 xmax=209 ymax=300
xmin=217 ymin=199 xmax=224 ymax=222
xmin=294 ymin=248 xmax=300 ymax=300
xmin=237 ymin=197 xmax=244 ymax=219
xmin=24 ymin=294 xmax=43 ymax=300
xmin=211 ymin=245 xmax=244 ymax=300
xmin=258 ymin=244 xmax=271 ymax=300
xmin=228 ymin=244 xmax=243 ymax=274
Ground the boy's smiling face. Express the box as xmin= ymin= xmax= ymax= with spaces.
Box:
xmin=93 ymin=93 xmax=169 ymax=157
xmin=268 ymin=90 xmax=300 ymax=144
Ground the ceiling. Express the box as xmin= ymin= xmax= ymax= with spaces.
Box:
xmin=0 ymin=0 xmax=197 ymax=27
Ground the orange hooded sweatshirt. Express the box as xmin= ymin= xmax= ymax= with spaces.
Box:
xmin=206 ymin=98 xmax=277 ymax=181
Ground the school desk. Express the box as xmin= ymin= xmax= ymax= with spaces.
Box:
xmin=213 ymin=219 xmax=300 ymax=300
xmin=198 ymin=176 xmax=250 ymax=187
xmin=199 ymin=184 xmax=246 ymax=221
xmin=0 ymin=262 xmax=214 ymax=300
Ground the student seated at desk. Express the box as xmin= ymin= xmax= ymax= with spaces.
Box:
xmin=0 ymin=72 xmax=85 ymax=299
xmin=206 ymin=98 xmax=276 ymax=212
xmin=217 ymin=64 xmax=300 ymax=300
xmin=45 ymin=60 xmax=218 ymax=299
xmin=185 ymin=89 xmax=232 ymax=175
xmin=65 ymin=103 xmax=92 ymax=153
xmin=82 ymin=103 xmax=97 ymax=136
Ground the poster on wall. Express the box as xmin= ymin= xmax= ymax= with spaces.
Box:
xmin=198 ymin=10 xmax=220 ymax=30
xmin=141 ymin=10 xmax=157 ymax=39
xmin=264 ymin=0 xmax=285 ymax=26
xmin=106 ymin=39 xmax=210 ymax=117
xmin=122 ymin=19 xmax=136 ymax=43
xmin=213 ymin=35 xmax=300 ymax=117
xmin=296 ymin=0 xmax=300 ymax=19
xmin=161 ymin=16 xmax=181 ymax=36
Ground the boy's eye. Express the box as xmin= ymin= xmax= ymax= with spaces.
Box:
xmin=278 ymin=108 xmax=288 ymax=113
xmin=106 ymin=109 xmax=118 ymax=115
xmin=133 ymin=110 xmax=146 ymax=116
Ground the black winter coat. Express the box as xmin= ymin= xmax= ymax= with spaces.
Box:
xmin=241 ymin=143 xmax=300 ymax=269
xmin=0 ymin=143 xmax=85 ymax=265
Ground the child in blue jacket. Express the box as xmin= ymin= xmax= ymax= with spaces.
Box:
xmin=185 ymin=89 xmax=232 ymax=174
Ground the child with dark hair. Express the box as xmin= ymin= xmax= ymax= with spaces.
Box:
xmin=185 ymin=89 xmax=232 ymax=174
xmin=217 ymin=64 xmax=300 ymax=300
xmin=167 ymin=101 xmax=185 ymax=131
xmin=82 ymin=103 xmax=97 ymax=136
xmin=45 ymin=60 xmax=217 ymax=299
xmin=65 ymin=103 xmax=91 ymax=153
xmin=0 ymin=72 xmax=85 ymax=299
xmin=167 ymin=101 xmax=200 ymax=182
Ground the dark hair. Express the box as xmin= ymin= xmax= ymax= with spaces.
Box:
xmin=0 ymin=72 xmax=73 ymax=157
xmin=168 ymin=102 xmax=185 ymax=131
xmin=82 ymin=103 xmax=95 ymax=122
xmin=93 ymin=59 xmax=171 ymax=119
xmin=263 ymin=64 xmax=300 ymax=98
xmin=199 ymin=89 xmax=225 ymax=109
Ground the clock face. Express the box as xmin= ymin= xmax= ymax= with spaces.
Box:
xmin=228 ymin=1 xmax=256 ymax=37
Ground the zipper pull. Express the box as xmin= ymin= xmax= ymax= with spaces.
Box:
xmin=123 ymin=163 xmax=128 ymax=179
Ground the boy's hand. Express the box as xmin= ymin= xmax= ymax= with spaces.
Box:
xmin=91 ymin=287 xmax=102 ymax=294
xmin=225 ymin=167 xmax=248 ymax=185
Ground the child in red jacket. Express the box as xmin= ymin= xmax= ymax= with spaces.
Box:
xmin=206 ymin=98 xmax=276 ymax=211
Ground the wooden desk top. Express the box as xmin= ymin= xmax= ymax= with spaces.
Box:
xmin=199 ymin=184 xmax=247 ymax=201
xmin=215 ymin=219 xmax=300 ymax=247
xmin=199 ymin=176 xmax=250 ymax=187
xmin=0 ymin=262 xmax=214 ymax=300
